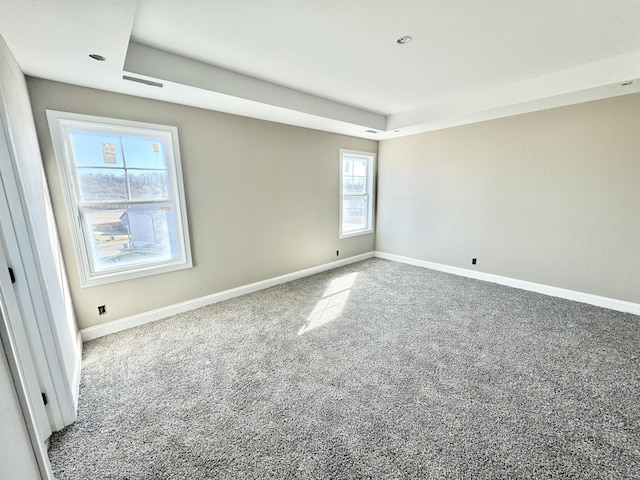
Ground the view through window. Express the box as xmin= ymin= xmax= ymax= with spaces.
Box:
xmin=340 ymin=149 xmax=375 ymax=238
xmin=47 ymin=111 xmax=192 ymax=286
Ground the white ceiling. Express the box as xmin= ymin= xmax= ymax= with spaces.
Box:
xmin=1 ymin=0 xmax=640 ymax=139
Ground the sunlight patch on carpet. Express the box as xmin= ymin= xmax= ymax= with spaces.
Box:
xmin=298 ymin=272 xmax=358 ymax=335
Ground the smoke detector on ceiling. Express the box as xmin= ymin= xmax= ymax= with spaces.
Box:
xmin=397 ymin=35 xmax=412 ymax=45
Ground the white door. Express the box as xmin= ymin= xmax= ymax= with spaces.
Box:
xmin=0 ymin=160 xmax=80 ymax=433
xmin=0 ymin=236 xmax=54 ymax=478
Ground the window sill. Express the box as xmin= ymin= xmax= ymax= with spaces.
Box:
xmin=339 ymin=228 xmax=374 ymax=239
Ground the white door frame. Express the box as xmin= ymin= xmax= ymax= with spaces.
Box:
xmin=0 ymin=31 xmax=78 ymax=479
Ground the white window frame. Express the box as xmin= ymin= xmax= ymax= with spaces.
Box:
xmin=339 ymin=149 xmax=375 ymax=238
xmin=46 ymin=110 xmax=192 ymax=287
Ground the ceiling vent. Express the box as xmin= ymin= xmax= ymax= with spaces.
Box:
xmin=123 ymin=75 xmax=163 ymax=88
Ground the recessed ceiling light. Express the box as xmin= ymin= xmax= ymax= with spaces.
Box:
xmin=397 ymin=35 xmax=412 ymax=45
xmin=89 ymin=53 xmax=106 ymax=61
xmin=620 ymin=80 xmax=635 ymax=86
xmin=365 ymin=129 xmax=378 ymax=134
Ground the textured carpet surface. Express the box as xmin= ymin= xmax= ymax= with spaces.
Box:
xmin=49 ymin=259 xmax=640 ymax=479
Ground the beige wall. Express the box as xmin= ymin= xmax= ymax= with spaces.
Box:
xmin=377 ymin=94 xmax=640 ymax=304
xmin=28 ymin=78 xmax=376 ymax=329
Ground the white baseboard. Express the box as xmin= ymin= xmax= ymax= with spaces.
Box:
xmin=374 ymin=251 xmax=640 ymax=316
xmin=81 ymin=250 xmax=638 ymax=342
xmin=80 ymin=252 xmax=375 ymax=342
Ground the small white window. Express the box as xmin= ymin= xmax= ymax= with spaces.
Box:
xmin=47 ymin=111 xmax=192 ymax=287
xmin=340 ymin=149 xmax=375 ymax=238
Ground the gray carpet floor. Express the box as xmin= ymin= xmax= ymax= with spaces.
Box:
xmin=48 ymin=258 xmax=640 ymax=479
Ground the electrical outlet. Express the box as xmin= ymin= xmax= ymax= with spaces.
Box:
xmin=98 ymin=305 xmax=106 ymax=315
xmin=336 ymin=250 xmax=339 ymax=256
xmin=472 ymin=258 xmax=477 ymax=265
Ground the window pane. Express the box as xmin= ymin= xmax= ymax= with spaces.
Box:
xmin=342 ymin=195 xmax=368 ymax=232
xmin=76 ymin=167 xmax=127 ymax=201
xmin=353 ymin=159 xmax=368 ymax=176
xmin=70 ymin=130 xmax=124 ymax=168
xmin=122 ymin=136 xmax=167 ymax=169
xmin=343 ymin=176 xmax=366 ymax=195
xmin=83 ymin=203 xmax=179 ymax=273
xmin=342 ymin=158 xmax=353 ymax=175
xmin=128 ymin=169 xmax=170 ymax=201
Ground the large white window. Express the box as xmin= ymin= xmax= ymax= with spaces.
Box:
xmin=340 ymin=149 xmax=375 ymax=238
xmin=47 ymin=111 xmax=192 ymax=287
